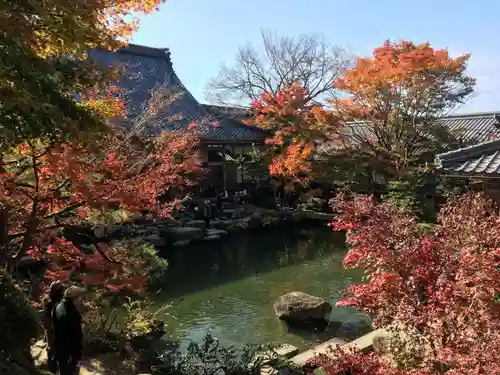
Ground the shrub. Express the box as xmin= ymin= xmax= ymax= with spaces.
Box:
xmin=152 ymin=334 xmax=295 ymax=375
xmin=82 ymin=291 xmax=169 ymax=355
xmin=0 ymin=268 xmax=40 ymax=375
xmin=385 ymin=170 xmax=438 ymax=222
xmin=77 ymin=241 xmax=168 ymax=356
xmin=329 ymin=192 xmax=500 ymax=374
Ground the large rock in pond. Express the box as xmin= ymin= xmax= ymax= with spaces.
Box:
xmin=273 ymin=292 xmax=332 ymax=323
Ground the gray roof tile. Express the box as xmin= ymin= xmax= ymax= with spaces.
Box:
xmin=435 ymin=139 xmax=500 ymax=176
xmin=322 ymin=112 xmax=500 ymax=153
xmin=437 ymin=112 xmax=500 ymax=143
xmin=87 ymin=44 xmax=265 ymax=142
xmin=201 ymin=104 xmax=252 ymax=122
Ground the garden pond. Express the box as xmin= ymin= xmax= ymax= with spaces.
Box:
xmin=152 ymin=225 xmax=368 ymax=351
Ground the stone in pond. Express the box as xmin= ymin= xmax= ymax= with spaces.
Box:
xmin=172 ymin=240 xmax=190 ymax=247
xmin=166 ymin=226 xmax=204 ymax=241
xmin=273 ymin=291 xmax=332 ymax=323
xmin=184 ymin=220 xmax=207 ymax=230
xmin=205 ymin=228 xmax=228 ymax=237
xmin=204 ymin=235 xmax=220 ymax=241
xmin=211 ymin=220 xmax=230 ymax=230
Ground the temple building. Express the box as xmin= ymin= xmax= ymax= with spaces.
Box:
xmin=87 ymin=43 xmax=500 ymax=195
xmin=88 ymin=44 xmax=266 ymax=191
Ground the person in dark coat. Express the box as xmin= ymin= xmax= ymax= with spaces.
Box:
xmin=203 ymin=199 xmax=212 ymax=232
xmin=41 ymin=281 xmax=65 ymax=374
xmin=52 ymin=286 xmax=86 ymax=375
xmin=215 ymin=192 xmax=223 ymax=218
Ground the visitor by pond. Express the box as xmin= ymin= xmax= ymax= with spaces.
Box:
xmin=216 ymin=192 xmax=223 ymax=218
xmin=52 ymin=286 xmax=86 ymax=375
xmin=41 ymin=281 xmax=65 ymax=374
xmin=203 ymin=199 xmax=212 ymax=231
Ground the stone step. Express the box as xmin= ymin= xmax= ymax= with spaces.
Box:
xmin=290 ymin=328 xmax=389 ymax=367
xmin=252 ymin=344 xmax=300 ymax=375
xmin=290 ymin=337 xmax=346 ymax=366
xmin=343 ymin=328 xmax=389 ymax=352
xmin=254 ymin=343 xmax=299 ymax=366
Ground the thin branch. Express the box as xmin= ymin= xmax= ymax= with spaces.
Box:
xmin=205 ymin=30 xmax=352 ymax=105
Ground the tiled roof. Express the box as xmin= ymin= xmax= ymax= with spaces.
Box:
xmin=437 ymin=112 xmax=500 ymax=143
xmin=435 ymin=139 xmax=500 ymax=176
xmin=87 ymin=44 xmax=265 ymax=142
xmin=321 ymin=112 xmax=500 ymax=154
xmin=201 ymin=104 xmax=253 ymax=121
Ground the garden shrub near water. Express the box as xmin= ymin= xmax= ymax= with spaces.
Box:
xmin=80 ymin=241 xmax=168 ymax=356
xmin=385 ymin=170 xmax=438 ymax=222
xmin=326 ymin=192 xmax=500 ymax=374
xmin=151 ymin=334 xmax=297 ymax=375
xmin=0 ymin=268 xmax=40 ymax=375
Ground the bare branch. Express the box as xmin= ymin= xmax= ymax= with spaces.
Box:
xmin=205 ymin=30 xmax=352 ymax=106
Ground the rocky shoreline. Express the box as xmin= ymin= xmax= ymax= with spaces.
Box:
xmin=89 ymin=208 xmax=334 ymax=249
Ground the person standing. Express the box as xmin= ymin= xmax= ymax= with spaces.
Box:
xmin=203 ymin=199 xmax=212 ymax=232
xmin=215 ymin=192 xmax=223 ymax=218
xmin=52 ymin=286 xmax=86 ymax=375
xmin=41 ymin=281 xmax=65 ymax=374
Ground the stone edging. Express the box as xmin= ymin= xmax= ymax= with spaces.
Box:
xmin=259 ymin=328 xmax=388 ymax=374
xmin=291 ymin=328 xmax=388 ymax=366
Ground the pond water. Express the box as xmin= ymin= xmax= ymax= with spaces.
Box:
xmin=152 ymin=225 xmax=366 ymax=351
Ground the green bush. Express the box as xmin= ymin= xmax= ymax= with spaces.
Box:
xmin=151 ymin=334 xmax=297 ymax=375
xmin=0 ymin=268 xmax=40 ymax=375
xmin=385 ymin=170 xmax=438 ymax=222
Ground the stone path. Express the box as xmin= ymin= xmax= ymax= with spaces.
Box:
xmin=32 ymin=341 xmax=139 ymax=375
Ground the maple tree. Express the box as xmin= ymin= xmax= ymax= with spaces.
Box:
xmin=0 ymin=57 xmax=206 ymax=293
xmin=248 ymin=84 xmax=339 ymax=207
xmin=331 ymin=40 xmax=475 ymax=182
xmin=309 ymin=346 xmax=420 ymax=375
xmin=250 ymin=84 xmax=336 ymax=144
xmin=0 ymin=126 xmax=201 ymax=293
xmin=317 ymin=192 xmax=500 ymax=374
xmin=0 ymin=0 xmax=165 ymax=147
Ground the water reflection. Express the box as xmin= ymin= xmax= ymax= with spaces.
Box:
xmin=153 ymin=225 xmax=365 ymax=350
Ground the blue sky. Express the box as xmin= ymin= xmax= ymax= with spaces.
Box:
xmin=132 ymin=0 xmax=499 ymax=113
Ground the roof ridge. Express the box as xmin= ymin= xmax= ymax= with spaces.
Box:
xmin=116 ymin=43 xmax=172 ymax=61
xmin=441 ymin=111 xmax=500 ymax=119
